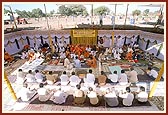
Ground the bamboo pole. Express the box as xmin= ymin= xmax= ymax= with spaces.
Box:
xmin=4 ymin=71 xmax=17 ymax=101
xmin=44 ymin=4 xmax=54 ymax=54
xmin=124 ymin=4 xmax=129 ymax=25
xmin=148 ymin=63 xmax=164 ymax=99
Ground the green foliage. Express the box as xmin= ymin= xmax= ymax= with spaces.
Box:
xmin=58 ymin=5 xmax=88 ymax=16
xmin=94 ymin=6 xmax=110 ymax=16
xmin=4 ymin=8 xmax=11 ymax=14
xmin=132 ymin=10 xmax=141 ymax=16
xmin=15 ymin=8 xmax=45 ymax=18
xmin=143 ymin=9 xmax=150 ymax=16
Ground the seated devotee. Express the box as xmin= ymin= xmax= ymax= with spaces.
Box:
xmin=64 ymin=56 xmax=70 ymax=68
xmin=97 ymin=71 xmax=107 ymax=86
xmin=84 ymin=69 xmax=95 ymax=87
xmin=86 ymin=45 xmax=91 ymax=52
xmin=60 ymin=71 xmax=69 ymax=86
xmin=133 ymin=42 xmax=139 ymax=51
xmin=145 ymin=52 xmax=150 ymax=62
xmin=21 ymin=51 xmax=28 ymax=59
xmin=45 ymin=52 xmax=52 ymax=62
xmin=104 ymin=87 xmax=119 ymax=107
xmin=125 ymin=51 xmax=133 ymax=61
xmin=60 ymin=51 xmax=66 ymax=60
xmin=119 ymin=87 xmax=134 ymax=106
xmin=114 ymin=51 xmax=121 ymax=60
xmin=69 ymin=72 xmax=81 ymax=87
xmin=4 ymin=51 xmax=14 ymax=63
xmin=43 ymin=41 xmax=50 ymax=48
xmin=118 ymin=70 xmax=128 ymax=85
xmin=73 ymin=84 xmax=86 ymax=106
xmin=98 ymin=52 xmax=105 ymax=63
xmin=16 ymin=69 xmax=25 ymax=84
xmin=34 ymin=50 xmax=41 ymax=59
xmin=27 ymin=49 xmax=36 ymax=63
xmin=37 ymin=83 xmax=53 ymax=102
xmin=73 ymin=56 xmax=81 ymax=68
xmin=104 ymin=48 xmax=109 ymax=57
xmin=86 ymin=56 xmax=97 ymax=68
xmin=25 ymin=70 xmax=36 ymax=83
xmin=46 ymin=71 xmax=57 ymax=85
xmin=23 ymin=44 xmax=30 ymax=51
xmin=35 ymin=70 xmax=45 ymax=83
xmin=17 ymin=83 xmax=36 ymax=102
xmin=127 ymin=45 xmax=133 ymax=53
xmin=50 ymin=88 xmax=68 ymax=104
xmin=83 ymin=50 xmax=90 ymax=58
xmin=87 ymin=87 xmax=100 ymax=106
xmin=127 ymin=67 xmax=138 ymax=84
xmin=146 ymin=67 xmax=158 ymax=80
xmin=135 ymin=86 xmax=148 ymax=103
xmin=149 ymin=53 xmax=155 ymax=62
xmin=108 ymin=71 xmax=119 ymax=84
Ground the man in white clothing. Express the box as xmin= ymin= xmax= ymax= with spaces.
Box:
xmin=60 ymin=71 xmax=69 ymax=85
xmin=104 ymin=87 xmax=119 ymax=107
xmin=74 ymin=56 xmax=81 ymax=68
xmin=146 ymin=67 xmax=158 ymax=80
xmin=108 ymin=71 xmax=118 ymax=83
xmin=118 ymin=70 xmax=128 ymax=85
xmin=64 ymin=56 xmax=70 ymax=68
xmin=84 ymin=69 xmax=95 ymax=87
xmin=37 ymin=83 xmax=53 ymax=102
xmin=25 ymin=70 xmax=36 ymax=83
xmin=35 ymin=70 xmax=45 ymax=83
xmin=50 ymin=88 xmax=68 ymax=104
xmin=87 ymin=87 xmax=99 ymax=106
xmin=119 ymin=87 xmax=134 ymax=106
xmin=69 ymin=72 xmax=81 ymax=87
xmin=16 ymin=69 xmax=25 ymax=84
xmin=135 ymin=86 xmax=148 ymax=103
xmin=17 ymin=83 xmax=36 ymax=102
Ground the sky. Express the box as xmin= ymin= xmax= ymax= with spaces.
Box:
xmin=3 ymin=2 xmax=164 ymax=15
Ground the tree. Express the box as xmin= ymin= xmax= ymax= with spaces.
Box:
xmin=143 ymin=9 xmax=149 ymax=16
xmin=58 ymin=5 xmax=69 ymax=16
xmin=94 ymin=6 xmax=110 ymax=16
xmin=69 ymin=5 xmax=88 ymax=16
xmin=58 ymin=5 xmax=88 ymax=16
xmin=49 ymin=10 xmax=55 ymax=17
xmin=132 ymin=10 xmax=141 ymax=16
xmin=4 ymin=8 xmax=11 ymax=14
xmin=31 ymin=8 xmax=45 ymax=18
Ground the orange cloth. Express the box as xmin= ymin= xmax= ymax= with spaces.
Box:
xmin=4 ymin=52 xmax=14 ymax=63
xmin=84 ymin=51 xmax=89 ymax=58
xmin=23 ymin=45 xmax=30 ymax=50
xmin=126 ymin=52 xmax=133 ymax=60
xmin=86 ymin=57 xmax=97 ymax=68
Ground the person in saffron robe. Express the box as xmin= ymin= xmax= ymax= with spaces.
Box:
xmin=84 ymin=50 xmax=90 ymax=58
xmin=4 ymin=52 xmax=14 ymax=63
xmin=86 ymin=55 xmax=97 ymax=68
xmin=125 ymin=51 xmax=133 ymax=61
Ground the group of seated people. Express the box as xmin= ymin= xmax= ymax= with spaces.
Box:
xmin=17 ymin=81 xmax=149 ymax=107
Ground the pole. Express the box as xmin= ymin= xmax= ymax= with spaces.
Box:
xmin=112 ymin=31 xmax=114 ymax=47
xmin=124 ymin=4 xmax=129 ymax=25
xmin=5 ymin=5 xmax=17 ymax=29
xmin=148 ymin=63 xmax=164 ymax=99
xmin=4 ymin=71 xmax=17 ymax=101
xmin=91 ymin=4 xmax=93 ymax=24
xmin=44 ymin=4 xmax=54 ymax=54
xmin=113 ymin=4 xmax=117 ymax=30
